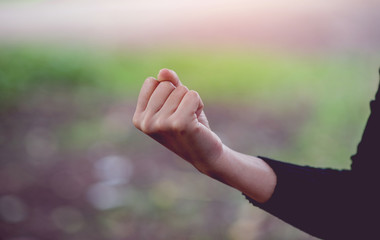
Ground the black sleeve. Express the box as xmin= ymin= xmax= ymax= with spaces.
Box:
xmin=243 ymin=70 xmax=380 ymax=239
xmin=242 ymin=157 xmax=366 ymax=240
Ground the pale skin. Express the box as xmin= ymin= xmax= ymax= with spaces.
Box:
xmin=132 ymin=68 xmax=277 ymax=203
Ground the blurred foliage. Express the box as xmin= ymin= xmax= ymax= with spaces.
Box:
xmin=0 ymin=45 xmax=375 ymax=168
xmin=0 ymin=46 xmax=374 ymax=104
xmin=0 ymin=47 xmax=101 ymax=109
xmin=0 ymin=45 xmax=377 ymax=239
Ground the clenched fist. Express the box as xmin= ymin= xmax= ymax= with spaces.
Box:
xmin=132 ymin=69 xmax=224 ymax=174
xmin=133 ymin=68 xmax=276 ymax=203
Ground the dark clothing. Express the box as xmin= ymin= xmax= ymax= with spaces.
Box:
xmin=243 ymin=69 xmax=380 ymax=239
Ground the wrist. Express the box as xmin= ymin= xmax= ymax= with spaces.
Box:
xmin=194 ymin=143 xmax=228 ymax=175
xmin=197 ymin=144 xmax=234 ymax=182
xmin=197 ymin=145 xmax=277 ymax=203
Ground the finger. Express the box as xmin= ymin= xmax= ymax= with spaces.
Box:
xmin=158 ymin=85 xmax=189 ymax=116
xmin=135 ymin=77 xmax=159 ymax=112
xmin=146 ymin=81 xmax=176 ymax=114
xmin=157 ymin=68 xmax=182 ymax=87
xmin=195 ymin=95 xmax=204 ymax=118
xmin=175 ymin=90 xmax=202 ymax=118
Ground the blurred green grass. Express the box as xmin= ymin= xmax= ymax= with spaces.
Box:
xmin=1 ymin=46 xmax=374 ymax=103
xmin=1 ymin=45 xmax=378 ymax=239
xmin=0 ymin=45 xmax=376 ymax=168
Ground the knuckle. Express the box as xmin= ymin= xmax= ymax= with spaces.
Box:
xmin=145 ymin=76 xmax=156 ymax=84
xmin=153 ymin=118 xmax=169 ymax=132
xmin=140 ymin=118 xmax=153 ymax=133
xmin=140 ymin=116 xmax=171 ymax=134
xmin=170 ymin=119 xmax=186 ymax=132
xmin=187 ymin=90 xmax=199 ymax=99
xmin=159 ymin=81 xmax=176 ymax=90
xmin=177 ymin=85 xmax=189 ymax=93
xmin=132 ymin=114 xmax=141 ymax=129
xmin=142 ymin=77 xmax=157 ymax=88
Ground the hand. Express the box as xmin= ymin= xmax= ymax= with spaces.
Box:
xmin=133 ymin=69 xmax=224 ymax=174
xmin=133 ymin=68 xmax=276 ymax=203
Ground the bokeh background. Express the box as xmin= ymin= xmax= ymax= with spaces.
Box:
xmin=0 ymin=0 xmax=379 ymax=239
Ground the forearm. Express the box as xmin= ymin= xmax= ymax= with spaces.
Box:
xmin=199 ymin=145 xmax=277 ymax=203
xmin=201 ymin=149 xmax=362 ymax=238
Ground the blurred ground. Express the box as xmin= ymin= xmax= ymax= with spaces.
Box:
xmin=0 ymin=72 xmax=316 ymax=240
xmin=0 ymin=1 xmax=379 ymax=239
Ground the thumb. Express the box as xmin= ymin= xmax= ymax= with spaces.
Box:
xmin=157 ymin=68 xmax=182 ymax=87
